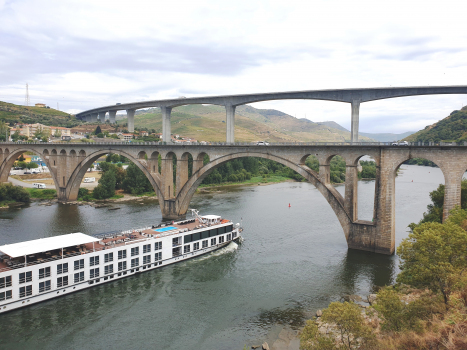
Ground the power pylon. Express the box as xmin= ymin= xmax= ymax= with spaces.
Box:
xmin=25 ymin=83 xmax=30 ymax=106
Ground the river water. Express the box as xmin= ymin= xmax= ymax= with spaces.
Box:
xmin=0 ymin=164 xmax=445 ymax=349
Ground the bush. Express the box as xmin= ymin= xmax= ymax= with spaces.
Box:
xmin=0 ymin=184 xmax=30 ymax=203
xmin=78 ymin=188 xmax=89 ymax=198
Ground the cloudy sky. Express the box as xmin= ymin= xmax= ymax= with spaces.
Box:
xmin=1 ymin=0 xmax=467 ymax=133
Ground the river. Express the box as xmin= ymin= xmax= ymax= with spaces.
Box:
xmin=0 ymin=164 xmax=445 ymax=349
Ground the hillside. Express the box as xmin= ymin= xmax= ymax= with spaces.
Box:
xmin=318 ymin=121 xmax=415 ymax=142
xmin=404 ymin=106 xmax=467 ymax=143
xmin=0 ymin=101 xmax=81 ymax=128
xmin=124 ymin=105 xmax=375 ymax=143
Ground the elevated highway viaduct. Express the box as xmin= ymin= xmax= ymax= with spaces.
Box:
xmin=2 ymin=142 xmax=467 ymax=255
xmin=75 ymin=85 xmax=467 ymax=143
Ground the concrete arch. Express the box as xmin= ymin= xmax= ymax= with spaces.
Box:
xmin=137 ymin=151 xmax=147 ymax=159
xmin=69 ymin=150 xmax=77 ymax=156
xmin=65 ymin=149 xmax=163 ymax=202
xmin=176 ymin=152 xmax=353 ymax=240
xmin=0 ymin=147 xmax=60 ymax=190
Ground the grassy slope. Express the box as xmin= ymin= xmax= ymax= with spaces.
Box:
xmin=404 ymin=106 xmax=467 ymax=142
xmin=0 ymin=101 xmax=80 ymax=127
xmin=130 ymin=104 xmax=374 ymax=142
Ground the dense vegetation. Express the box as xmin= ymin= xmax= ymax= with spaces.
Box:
xmin=300 ymin=206 xmax=467 ymax=349
xmin=405 ymin=106 xmax=467 ymax=143
xmin=0 ymin=183 xmax=30 ymax=206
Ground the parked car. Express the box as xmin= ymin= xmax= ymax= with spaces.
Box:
xmin=23 ymin=171 xmax=31 ymax=174
xmin=391 ymin=141 xmax=409 ymax=146
xmin=256 ymin=141 xmax=270 ymax=146
xmin=32 ymin=183 xmax=46 ymax=189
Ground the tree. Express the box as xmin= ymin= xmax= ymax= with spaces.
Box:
xmin=11 ymin=130 xmax=21 ymax=142
xmin=0 ymin=121 xmax=9 ymax=141
xmin=54 ymin=129 xmax=62 ymax=138
xmin=94 ymin=125 xmax=102 ymax=135
xmin=93 ymin=171 xmax=116 ymax=199
xmin=300 ymin=320 xmax=336 ymax=350
xmin=25 ymin=162 xmax=38 ymax=169
xmin=397 ymin=216 xmax=467 ymax=304
xmin=18 ymin=154 xmax=25 ymax=162
xmin=122 ymin=163 xmax=153 ymax=195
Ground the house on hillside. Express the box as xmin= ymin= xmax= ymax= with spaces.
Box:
xmin=50 ymin=126 xmax=71 ymax=138
xmin=35 ymin=103 xmax=46 ymax=108
xmin=119 ymin=133 xmax=133 ymax=141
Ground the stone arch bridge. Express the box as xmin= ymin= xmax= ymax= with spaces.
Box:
xmin=1 ymin=142 xmax=466 ymax=255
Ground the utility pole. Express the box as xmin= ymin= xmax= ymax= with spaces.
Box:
xmin=25 ymin=83 xmax=30 ymax=106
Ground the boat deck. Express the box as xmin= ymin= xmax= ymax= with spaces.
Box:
xmin=0 ymin=218 xmax=231 ymax=272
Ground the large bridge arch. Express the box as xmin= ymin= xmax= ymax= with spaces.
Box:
xmin=65 ymin=149 xmax=163 ymax=202
xmin=175 ymin=152 xmax=353 ymax=240
xmin=0 ymin=147 xmax=60 ymax=190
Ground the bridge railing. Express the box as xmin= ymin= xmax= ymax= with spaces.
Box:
xmin=1 ymin=141 xmax=466 ymax=147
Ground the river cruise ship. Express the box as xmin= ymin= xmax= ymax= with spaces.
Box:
xmin=0 ymin=210 xmax=242 ymax=313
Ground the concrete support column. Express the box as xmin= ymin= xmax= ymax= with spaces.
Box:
xmin=350 ymin=100 xmax=360 ymax=143
xmin=176 ymin=158 xmax=189 ymax=196
xmin=126 ymin=109 xmax=135 ymax=133
xmin=344 ymin=165 xmax=358 ymax=221
xmin=225 ymin=105 xmax=236 ymax=143
xmin=90 ymin=113 xmax=98 ymax=123
xmin=319 ymin=164 xmax=330 ymax=184
xmin=192 ymin=159 xmax=204 ymax=174
xmin=86 ymin=114 xmax=91 ymax=123
xmin=443 ymin=171 xmax=463 ymax=221
xmin=148 ymin=156 xmax=159 ymax=174
xmin=98 ymin=112 xmax=106 ymax=122
xmin=161 ymin=155 xmax=174 ymax=199
xmin=161 ymin=106 xmax=172 ymax=143
xmin=108 ymin=110 xmax=117 ymax=124
xmin=56 ymin=152 xmax=67 ymax=201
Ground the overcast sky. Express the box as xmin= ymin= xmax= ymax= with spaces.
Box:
xmin=1 ymin=0 xmax=467 ymax=133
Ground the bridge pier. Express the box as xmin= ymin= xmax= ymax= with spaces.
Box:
xmin=98 ymin=112 xmax=106 ymax=122
xmin=161 ymin=106 xmax=172 ymax=143
xmin=161 ymin=153 xmax=174 ymax=199
xmin=109 ymin=110 xmax=117 ymax=124
xmin=85 ymin=114 xmax=91 ymax=123
xmin=350 ymin=100 xmax=360 ymax=143
xmin=126 ymin=109 xmax=135 ymax=133
xmin=344 ymin=164 xmax=358 ymax=221
xmin=225 ymin=105 xmax=235 ymax=143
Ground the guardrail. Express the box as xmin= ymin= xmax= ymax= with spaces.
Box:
xmin=1 ymin=141 xmax=466 ymax=147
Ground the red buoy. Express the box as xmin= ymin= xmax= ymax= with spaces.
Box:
xmin=288 ymin=203 xmax=291 ymax=208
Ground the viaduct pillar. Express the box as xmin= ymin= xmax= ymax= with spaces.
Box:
xmin=176 ymin=157 xmax=189 ymax=196
xmin=350 ymin=100 xmax=360 ymax=143
xmin=90 ymin=113 xmax=98 ymax=123
xmin=161 ymin=106 xmax=172 ymax=143
xmin=126 ymin=109 xmax=135 ymax=133
xmin=225 ymin=105 xmax=236 ymax=143
xmin=85 ymin=114 xmax=91 ymax=123
xmin=98 ymin=112 xmax=107 ymax=122
xmin=344 ymin=164 xmax=358 ymax=221
xmin=108 ymin=111 xmax=117 ymax=124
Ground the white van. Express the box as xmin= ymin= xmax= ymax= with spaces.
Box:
xmin=32 ymin=183 xmax=46 ymax=189
xmin=83 ymin=177 xmax=95 ymax=183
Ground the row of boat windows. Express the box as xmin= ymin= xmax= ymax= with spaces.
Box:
xmin=5 ymin=253 xmax=165 ymax=300
xmin=183 ymin=225 xmax=233 ymax=244
xmin=182 ymin=233 xmax=232 ymax=254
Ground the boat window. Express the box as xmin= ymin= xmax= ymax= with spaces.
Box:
xmin=39 ymin=267 xmax=51 ymax=279
xmin=118 ymin=250 xmax=127 ymax=260
xmin=193 ymin=232 xmax=201 ymax=242
xmin=57 ymin=276 xmax=68 ymax=288
xmin=202 ymin=240 xmax=208 ymax=248
xmin=57 ymin=263 xmax=68 ymax=274
xmin=193 ymin=242 xmax=199 ymax=251
xmin=143 ymin=244 xmax=151 ymax=254
xmin=104 ymin=253 xmax=114 ymax=263
xmin=90 ymin=268 xmax=100 ymax=279
xmin=184 ymin=245 xmax=190 ymax=254
xmin=118 ymin=261 xmax=127 ymax=271
xmin=155 ymin=252 xmax=162 ymax=261
xmin=19 ymin=285 xmax=32 ymax=298
xmin=211 ymin=238 xmax=216 ymax=246
xmin=39 ymin=280 xmax=51 ymax=293
xmin=19 ymin=271 xmax=32 ymax=284
xmin=131 ymin=258 xmax=139 ymax=268
xmin=219 ymin=236 xmax=225 ymax=244
xmin=225 ymin=225 xmax=233 ymax=233
xmin=74 ymin=272 xmax=84 ymax=283
xmin=0 ymin=290 xmax=12 ymax=301
xmin=218 ymin=226 xmax=226 ymax=235
xmin=155 ymin=242 xmax=162 ymax=250
xmin=131 ymin=247 xmax=139 ymax=256
xmin=201 ymin=230 xmax=209 ymax=239
xmin=74 ymin=259 xmax=84 ymax=270
xmin=184 ymin=235 xmax=192 ymax=244
xmin=209 ymin=229 xmax=217 ymax=237
xmin=143 ymin=255 xmax=151 ymax=265
xmin=104 ymin=265 xmax=114 ymax=275
xmin=0 ymin=276 xmax=12 ymax=288
xmin=90 ymin=256 xmax=100 ymax=266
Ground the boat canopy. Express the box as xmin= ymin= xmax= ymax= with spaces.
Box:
xmin=201 ymin=215 xmax=221 ymax=221
xmin=0 ymin=233 xmax=100 ymax=258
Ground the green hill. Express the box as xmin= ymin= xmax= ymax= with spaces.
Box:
xmin=122 ymin=105 xmax=375 ymax=143
xmin=0 ymin=101 xmax=81 ymax=128
xmin=404 ymin=106 xmax=467 ymax=143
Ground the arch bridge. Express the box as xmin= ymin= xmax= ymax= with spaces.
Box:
xmin=1 ymin=142 xmax=466 ymax=255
